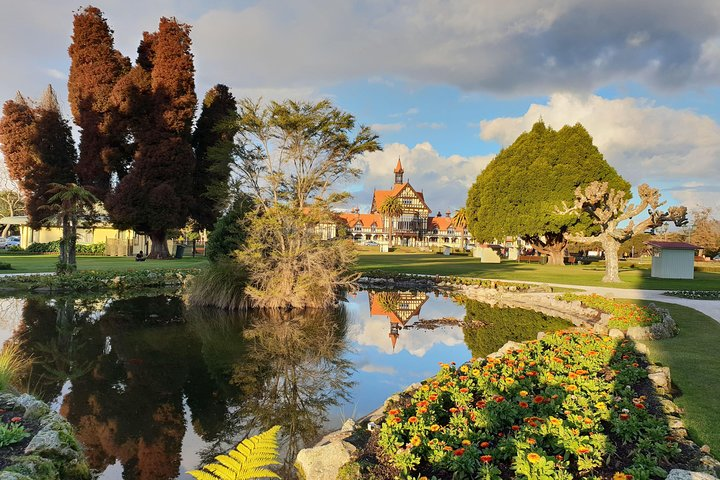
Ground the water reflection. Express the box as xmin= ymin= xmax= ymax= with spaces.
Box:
xmin=2 ymin=290 xmax=569 ymax=479
xmin=13 ymin=296 xmax=352 ymax=480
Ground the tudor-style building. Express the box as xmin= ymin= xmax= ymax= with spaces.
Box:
xmin=368 ymin=290 xmax=429 ymax=351
xmin=338 ymin=158 xmax=472 ymax=247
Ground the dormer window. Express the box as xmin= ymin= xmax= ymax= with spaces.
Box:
xmin=354 ymin=223 xmax=362 ymax=231
xmin=433 ymin=228 xmax=438 ymax=234
xmin=402 ymin=199 xmax=411 ymax=205
xmin=371 ymin=224 xmax=376 ymax=232
xmin=448 ymin=227 xmax=455 ymax=235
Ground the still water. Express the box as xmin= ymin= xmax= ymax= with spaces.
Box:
xmin=0 ymin=290 xmax=569 ymax=479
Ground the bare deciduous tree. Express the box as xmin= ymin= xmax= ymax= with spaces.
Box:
xmin=556 ymin=181 xmax=687 ymax=283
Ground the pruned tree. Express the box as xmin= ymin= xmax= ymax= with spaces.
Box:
xmin=556 ymin=181 xmax=688 ymax=283
xmin=190 ymin=84 xmax=238 ymax=230
xmin=686 ymin=207 xmax=720 ymax=257
xmin=68 ymin=6 xmax=131 ymax=198
xmin=106 ymin=17 xmax=197 ymax=258
xmin=378 ymin=196 xmax=403 ymax=247
xmin=466 ymin=121 xmax=629 ymax=265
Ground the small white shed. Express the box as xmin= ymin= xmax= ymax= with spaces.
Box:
xmin=646 ymin=241 xmax=699 ymax=279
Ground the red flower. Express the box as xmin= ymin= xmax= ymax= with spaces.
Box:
xmin=480 ymin=441 xmax=490 ymax=448
xmin=519 ymin=401 xmax=529 ymax=408
xmin=494 ymin=396 xmax=505 ymax=403
xmin=476 ymin=400 xmax=487 ymax=408
xmin=408 ymin=416 xmax=419 ymax=424
xmin=480 ymin=454 xmax=492 ymax=463
xmin=454 ymin=448 xmax=465 ymax=456
xmin=511 ymin=425 xmax=520 ymax=431
xmin=10 ymin=416 xmax=21 ymax=423
xmin=533 ymin=395 xmax=544 ymax=404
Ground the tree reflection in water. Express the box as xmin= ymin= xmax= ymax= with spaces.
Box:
xmin=12 ymin=294 xmax=353 ymax=480
xmin=189 ymin=306 xmax=354 ymax=479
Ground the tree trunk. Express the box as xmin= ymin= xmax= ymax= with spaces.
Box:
xmin=529 ymin=236 xmax=567 ymax=266
xmin=601 ymin=236 xmax=622 ymax=283
xmin=149 ymin=230 xmax=170 ymax=258
xmin=59 ymin=214 xmax=69 ymax=268
xmin=1 ymin=225 xmax=9 ymax=237
xmin=68 ymin=215 xmax=77 ymax=271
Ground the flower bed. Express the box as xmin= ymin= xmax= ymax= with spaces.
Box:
xmin=560 ymin=293 xmax=663 ymax=330
xmin=664 ymin=290 xmax=720 ymax=300
xmin=375 ymin=332 xmax=679 ymax=479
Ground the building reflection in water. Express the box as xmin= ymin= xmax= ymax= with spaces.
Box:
xmin=367 ymin=290 xmax=429 ymax=352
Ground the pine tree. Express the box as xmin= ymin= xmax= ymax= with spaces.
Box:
xmin=191 ymin=84 xmax=238 ymax=230
xmin=68 ymin=6 xmax=131 ymax=198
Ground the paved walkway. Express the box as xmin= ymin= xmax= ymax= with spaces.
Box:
xmin=544 ymin=282 xmax=720 ymax=324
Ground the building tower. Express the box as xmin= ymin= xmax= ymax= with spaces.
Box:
xmin=394 ymin=158 xmax=404 ymax=184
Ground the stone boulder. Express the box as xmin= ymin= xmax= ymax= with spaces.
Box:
xmin=665 ymin=469 xmax=719 ymax=480
xmin=295 ymin=440 xmax=357 ymax=480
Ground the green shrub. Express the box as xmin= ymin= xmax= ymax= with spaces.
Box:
xmin=0 ymin=263 xmax=11 ymax=270
xmin=206 ymin=195 xmax=254 ymax=262
xmin=561 ymin=293 xmax=663 ymax=330
xmin=26 ymin=240 xmax=105 ymax=255
xmin=187 ymin=261 xmax=249 ymax=310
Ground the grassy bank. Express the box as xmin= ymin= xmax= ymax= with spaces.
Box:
xmin=356 ymin=253 xmax=720 ymax=290
xmin=0 ymin=254 xmax=208 ymax=274
xmin=631 ymin=300 xmax=720 ymax=457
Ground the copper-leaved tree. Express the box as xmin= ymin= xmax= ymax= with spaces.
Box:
xmin=106 ymin=17 xmax=197 ymax=258
xmin=556 ymin=181 xmax=688 ymax=283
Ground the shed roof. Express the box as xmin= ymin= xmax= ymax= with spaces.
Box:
xmin=645 ymin=241 xmax=700 ymax=250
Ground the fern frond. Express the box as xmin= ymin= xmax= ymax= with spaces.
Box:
xmin=187 ymin=425 xmax=282 ymax=480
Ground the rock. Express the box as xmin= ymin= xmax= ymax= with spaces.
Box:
xmin=382 ymin=394 xmax=401 ymax=410
xmin=592 ymin=323 xmax=609 ymax=335
xmin=665 ymin=469 xmax=719 ymax=480
xmin=599 ymin=313 xmax=612 ymax=326
xmin=700 ymin=455 xmax=720 ymax=476
xmin=660 ymin=398 xmax=681 ymax=415
xmin=404 ymin=382 xmax=422 ymax=393
xmin=24 ymin=429 xmax=78 ymax=460
xmin=3 ymin=455 xmax=57 ymax=480
xmin=0 ymin=473 xmax=34 ymax=480
xmin=295 ymin=441 xmax=357 ymax=480
xmin=536 ymin=331 xmax=546 ymax=341
xmin=341 ymin=419 xmax=355 ymax=432
xmin=667 ymin=416 xmax=685 ymax=430
xmin=14 ymin=394 xmax=50 ymax=420
xmin=648 ymin=366 xmax=672 ymax=392
xmin=626 ymin=326 xmax=650 ymax=341
xmin=608 ymin=329 xmax=625 ymax=340
xmin=634 ymin=342 xmax=649 ymax=355
xmin=488 ymin=341 xmax=524 ymax=359
xmin=701 ymin=445 xmax=712 ymax=454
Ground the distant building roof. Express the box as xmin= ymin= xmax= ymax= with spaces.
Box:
xmin=394 ymin=158 xmax=404 ymax=174
xmin=646 ymin=241 xmax=700 ymax=250
xmin=0 ymin=216 xmax=28 ymax=225
xmin=338 ymin=212 xmax=383 ymax=227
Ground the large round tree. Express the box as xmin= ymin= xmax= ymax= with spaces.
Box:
xmin=466 ymin=121 xmax=629 ymax=265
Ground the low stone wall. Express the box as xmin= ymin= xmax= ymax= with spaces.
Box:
xmin=0 ymin=392 xmax=90 ymax=480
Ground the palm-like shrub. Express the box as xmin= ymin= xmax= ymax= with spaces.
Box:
xmin=0 ymin=342 xmax=30 ymax=391
xmin=188 ymin=425 xmax=281 ymax=479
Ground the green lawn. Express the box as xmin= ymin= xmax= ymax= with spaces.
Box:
xmin=625 ymin=300 xmax=720 ymax=457
xmin=0 ymin=254 xmax=208 ymax=273
xmin=355 ymin=253 xmax=720 ymax=290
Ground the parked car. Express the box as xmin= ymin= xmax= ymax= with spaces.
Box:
xmin=713 ymin=254 xmax=720 ymax=261
xmin=365 ymin=241 xmax=380 ymax=246
xmin=465 ymin=243 xmax=476 ymax=251
xmin=4 ymin=236 xmax=20 ymax=248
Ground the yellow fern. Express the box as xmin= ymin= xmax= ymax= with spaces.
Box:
xmin=188 ymin=425 xmax=281 ymax=480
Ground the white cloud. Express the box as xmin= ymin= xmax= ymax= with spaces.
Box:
xmin=416 ymin=122 xmax=446 ymax=130
xmin=479 ymin=92 xmax=720 ymax=208
xmin=370 ymin=123 xmax=405 ymax=133
xmin=359 ymin=363 xmax=398 ymax=375
xmin=352 ymin=142 xmax=492 ymax=213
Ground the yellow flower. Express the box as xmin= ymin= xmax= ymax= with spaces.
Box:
xmin=527 ymin=452 xmax=541 ymax=463
xmin=472 ymin=368 xmax=481 ymax=376
xmin=460 ymin=365 xmax=469 ymax=373
xmin=462 ymin=439 xmax=471 ymax=446
xmin=505 ymin=377 xmax=515 ymax=385
xmin=595 ymin=402 xmax=607 ymax=410
xmin=519 ymin=390 xmax=528 ymax=397
xmin=410 ymin=435 xmax=422 ymax=447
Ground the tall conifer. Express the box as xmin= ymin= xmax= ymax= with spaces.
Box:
xmin=68 ymin=6 xmax=131 ymax=197
xmin=106 ymin=17 xmax=197 ymax=258
xmin=191 ymin=84 xmax=238 ymax=230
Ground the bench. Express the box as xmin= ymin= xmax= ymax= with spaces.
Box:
xmin=518 ymin=255 xmax=543 ymax=263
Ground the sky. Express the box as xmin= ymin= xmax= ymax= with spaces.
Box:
xmin=1 ymin=0 xmax=719 ymax=217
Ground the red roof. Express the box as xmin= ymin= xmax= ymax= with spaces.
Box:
xmin=338 ymin=212 xmax=382 ymax=227
xmin=646 ymin=241 xmax=700 ymax=250
xmin=394 ymin=158 xmax=404 ymax=173
xmin=370 ymin=183 xmax=431 ymax=213
xmin=427 ymin=216 xmax=463 ymax=232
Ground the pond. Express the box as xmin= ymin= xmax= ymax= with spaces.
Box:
xmin=0 ymin=289 xmax=570 ymax=479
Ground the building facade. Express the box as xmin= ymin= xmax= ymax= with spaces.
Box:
xmin=337 ymin=159 xmax=473 ymax=247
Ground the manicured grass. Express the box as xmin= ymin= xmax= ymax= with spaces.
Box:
xmin=0 ymin=254 xmax=208 ymax=274
xmin=355 ymin=253 xmax=720 ymax=290
xmin=625 ymin=300 xmax=720 ymax=457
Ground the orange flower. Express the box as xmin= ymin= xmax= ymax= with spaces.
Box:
xmin=565 ymin=385 xmax=578 ymax=392
xmin=511 ymin=425 xmax=520 ymax=431
xmin=429 ymin=394 xmax=438 ymax=402
xmin=527 ymin=452 xmax=541 ymax=463
xmin=388 ymin=409 xmax=400 ymax=416
xmin=494 ymin=396 xmax=505 ymax=403
xmin=417 ymin=400 xmax=429 ymax=408
xmin=533 ymin=395 xmax=544 ymax=404
xmin=519 ymin=401 xmax=529 ymax=408
xmin=528 ymin=438 xmax=536 ymax=445
xmin=576 ymin=446 xmax=591 ymax=454
xmin=408 ymin=416 xmax=419 ymax=424
xmin=620 ymin=413 xmax=630 ymax=421
xmin=454 ymin=448 xmax=465 ymax=456
xmin=480 ymin=441 xmax=490 ymax=448
xmin=476 ymin=400 xmax=486 ymax=408
xmin=430 ymin=424 xmax=440 ymax=432
xmin=410 ymin=435 xmax=422 ymax=447
xmin=393 ymin=417 xmax=402 ymax=423
xmin=480 ymin=455 xmax=493 ymax=463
